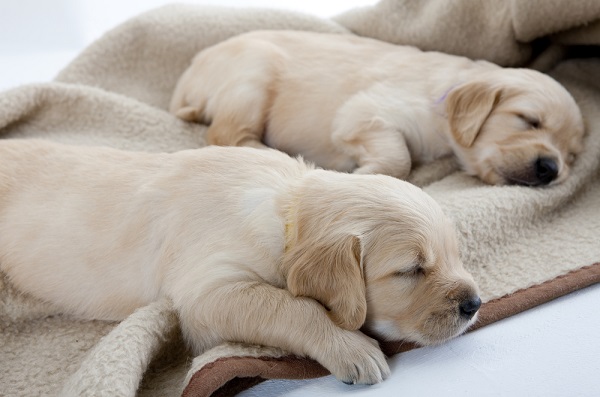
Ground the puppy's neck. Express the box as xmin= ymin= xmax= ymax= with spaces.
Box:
xmin=434 ymin=84 xmax=460 ymax=107
xmin=410 ymin=82 xmax=474 ymax=165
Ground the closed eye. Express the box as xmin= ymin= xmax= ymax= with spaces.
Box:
xmin=517 ymin=113 xmax=541 ymax=130
xmin=394 ymin=266 xmax=425 ymax=278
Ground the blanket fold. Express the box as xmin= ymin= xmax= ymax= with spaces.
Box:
xmin=1 ymin=1 xmax=599 ymax=396
xmin=0 ymin=82 xmax=210 ymax=151
xmin=335 ymin=0 xmax=600 ymax=66
xmin=61 ymin=300 xmax=180 ymax=397
xmin=511 ymin=0 xmax=600 ymax=43
xmin=55 ymin=5 xmax=347 ymax=109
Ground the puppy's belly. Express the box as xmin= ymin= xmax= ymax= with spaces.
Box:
xmin=1 ymin=252 xmax=156 ymax=321
xmin=0 ymin=201 xmax=161 ymax=321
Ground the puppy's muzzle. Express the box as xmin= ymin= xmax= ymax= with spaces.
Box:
xmin=459 ymin=296 xmax=481 ymax=320
xmin=506 ymin=156 xmax=559 ymax=186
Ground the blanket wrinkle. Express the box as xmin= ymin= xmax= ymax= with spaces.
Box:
xmin=55 ymin=5 xmax=348 ymax=109
xmin=0 ymin=83 xmax=206 ymax=152
xmin=335 ymin=0 xmax=600 ymax=66
xmin=510 ymin=0 xmax=600 ymax=43
xmin=555 ymin=21 xmax=600 ymax=45
xmin=60 ymin=300 xmax=180 ymax=397
xmin=0 ymin=2 xmax=599 ymax=396
xmin=335 ymin=0 xmax=529 ymax=66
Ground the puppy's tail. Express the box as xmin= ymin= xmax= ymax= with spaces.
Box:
xmin=168 ymin=70 xmax=207 ymax=123
xmin=173 ymin=105 xmax=203 ymax=122
xmin=169 ymin=88 xmax=206 ymax=122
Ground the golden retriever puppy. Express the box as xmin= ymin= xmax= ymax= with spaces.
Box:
xmin=170 ymin=30 xmax=585 ymax=186
xmin=0 ymin=140 xmax=480 ymax=385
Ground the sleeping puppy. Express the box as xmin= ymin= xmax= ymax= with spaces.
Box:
xmin=0 ymin=140 xmax=480 ymax=385
xmin=170 ymin=30 xmax=585 ymax=186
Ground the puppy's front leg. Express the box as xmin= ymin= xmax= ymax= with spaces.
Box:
xmin=179 ymin=281 xmax=390 ymax=385
xmin=332 ymin=99 xmax=412 ymax=179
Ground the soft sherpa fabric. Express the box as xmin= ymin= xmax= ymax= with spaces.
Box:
xmin=0 ymin=2 xmax=599 ymax=396
xmin=335 ymin=0 xmax=600 ymax=66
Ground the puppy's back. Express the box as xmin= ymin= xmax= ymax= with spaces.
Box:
xmin=0 ymin=140 xmax=309 ymax=320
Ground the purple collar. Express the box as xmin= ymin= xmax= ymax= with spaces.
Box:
xmin=435 ymin=84 xmax=460 ymax=105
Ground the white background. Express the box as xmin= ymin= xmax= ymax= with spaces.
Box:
xmin=0 ymin=1 xmax=599 ymax=396
xmin=0 ymin=0 xmax=377 ymax=90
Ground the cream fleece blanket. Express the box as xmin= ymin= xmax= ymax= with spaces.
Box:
xmin=1 ymin=2 xmax=599 ymax=396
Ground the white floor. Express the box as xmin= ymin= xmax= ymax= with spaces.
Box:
xmin=241 ymin=284 xmax=600 ymax=397
xmin=1 ymin=2 xmax=599 ymax=396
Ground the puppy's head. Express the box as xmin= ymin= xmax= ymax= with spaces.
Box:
xmin=283 ymin=172 xmax=480 ymax=345
xmin=446 ymin=69 xmax=584 ymax=186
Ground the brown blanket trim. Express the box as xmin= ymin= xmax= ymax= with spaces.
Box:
xmin=182 ymin=262 xmax=600 ymax=397
xmin=182 ymin=355 xmax=330 ymax=397
xmin=472 ymin=262 xmax=600 ymax=330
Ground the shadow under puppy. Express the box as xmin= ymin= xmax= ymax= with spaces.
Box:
xmin=0 ymin=140 xmax=480 ymax=385
xmin=170 ymin=30 xmax=585 ymax=186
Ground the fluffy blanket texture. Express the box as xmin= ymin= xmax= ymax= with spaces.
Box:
xmin=1 ymin=1 xmax=600 ymax=396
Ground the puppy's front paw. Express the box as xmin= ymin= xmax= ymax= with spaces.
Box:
xmin=320 ymin=330 xmax=390 ymax=385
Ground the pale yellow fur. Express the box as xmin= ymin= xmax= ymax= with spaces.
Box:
xmin=0 ymin=140 xmax=479 ymax=385
xmin=170 ymin=30 xmax=584 ymax=186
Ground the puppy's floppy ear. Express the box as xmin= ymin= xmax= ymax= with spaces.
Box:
xmin=284 ymin=234 xmax=367 ymax=331
xmin=446 ymin=81 xmax=502 ymax=147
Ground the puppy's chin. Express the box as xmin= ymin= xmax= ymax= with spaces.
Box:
xmin=453 ymin=147 xmax=506 ymax=185
xmin=475 ymin=168 xmax=508 ymax=185
xmin=460 ymin=159 xmax=507 ymax=185
xmin=367 ymin=314 xmax=478 ymax=347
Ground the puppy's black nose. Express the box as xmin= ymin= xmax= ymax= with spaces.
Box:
xmin=535 ymin=157 xmax=558 ymax=185
xmin=459 ymin=296 xmax=481 ymax=319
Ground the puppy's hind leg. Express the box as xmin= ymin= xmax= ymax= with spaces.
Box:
xmin=202 ymin=39 xmax=286 ymax=149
